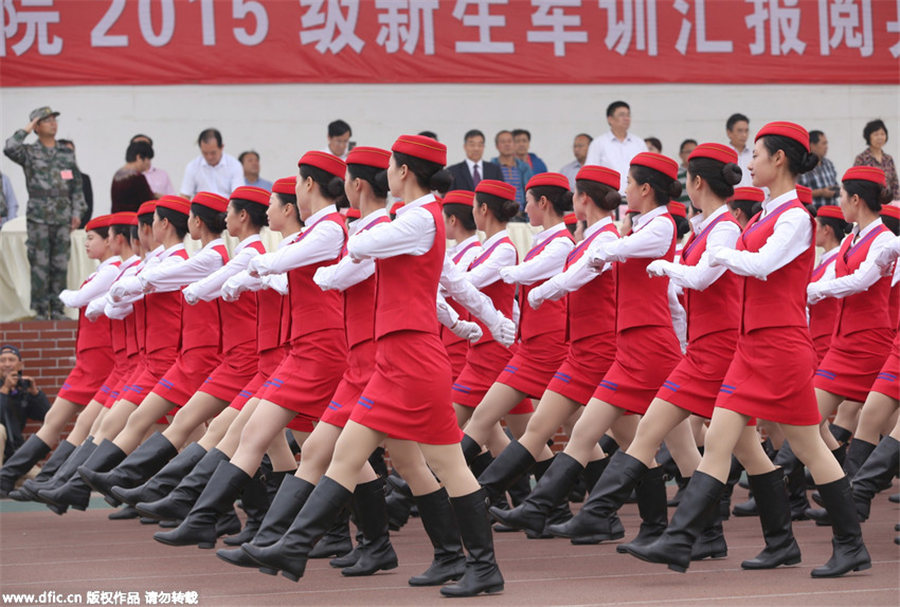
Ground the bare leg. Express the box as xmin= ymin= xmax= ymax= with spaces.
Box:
xmin=625 ymin=398 xmax=690 ymax=468
xmin=463 ymin=383 xmax=528 ymax=446
xmin=609 ymin=414 xmax=640 ymax=451
xmin=162 ymin=392 xmax=229 ymax=449
xmin=227 ymin=400 xmax=297 ymax=475
xmin=562 ymin=398 xmax=624 ymax=465
xmin=778 ymin=422 xmax=844 ymax=485
xmin=387 ymin=439 xmax=441 ymax=495
xmin=295 ymin=422 xmax=343 ymax=484
xmin=34 ymin=398 xmax=82 ymax=447
xmin=196 ymin=406 xmax=240 ymax=451
xmin=109 ymin=393 xmax=175 ymax=453
xmin=62 ymin=400 xmax=105 ymax=445
xmin=832 ymin=401 xmax=864 ymax=436
xmin=265 ymin=430 xmax=299 ymax=472
xmin=815 ymin=389 xmax=846 ymax=450
xmin=883 ymin=406 xmax=899 ymax=437
xmin=504 ymin=410 xmax=532 ymax=437
xmin=853 ymin=391 xmax=899 ymax=444
xmin=689 ymin=415 xmax=707 ymax=447
xmin=695 ymin=408 xmax=752 ymax=482
xmin=731 ymin=426 xmax=778 ymax=475
xmin=91 ymin=398 xmax=140 ymax=442
xmin=454 ymin=404 xmax=474 ymax=428
xmin=758 ymin=419 xmax=784 ymax=451
xmin=517 ymin=391 xmax=581 ymax=459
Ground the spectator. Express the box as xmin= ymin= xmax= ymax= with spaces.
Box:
xmin=447 ymin=129 xmax=503 ymax=191
xmin=512 ymin=129 xmax=547 ymax=174
xmin=130 ymin=133 xmax=176 ymax=197
xmin=179 ymin=128 xmax=244 ymax=199
xmin=491 ymin=129 xmax=533 ymax=220
xmin=644 ymin=137 xmax=662 ymax=154
xmin=0 ymin=345 xmax=50 ymax=466
xmin=326 ymin=119 xmax=352 ymax=160
xmin=58 ymin=139 xmax=93 ymax=226
xmin=853 ymin=119 xmax=899 ymax=200
xmin=726 ymin=113 xmax=753 ymax=186
xmin=797 ymin=130 xmax=840 ymax=208
xmin=4 ymin=107 xmax=86 ymax=320
xmin=676 ymin=139 xmax=698 ymax=206
xmin=239 ymin=151 xmax=273 ymax=190
xmin=110 ymin=141 xmax=155 ymax=214
xmin=586 ymin=100 xmax=645 ymax=195
xmin=0 ymin=170 xmax=18 ymax=225
xmin=560 ymin=133 xmax=592 ymax=190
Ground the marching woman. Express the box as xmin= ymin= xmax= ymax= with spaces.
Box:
xmin=809 ymin=206 xmax=850 ymax=363
xmin=81 ymin=188 xmax=274 ymax=502
xmin=0 ymin=215 xmax=118 ymax=497
xmin=805 ymin=167 xmax=896 ymax=477
xmin=241 ymin=135 xmax=506 ymax=598
xmin=728 ymin=186 xmax=765 ymax=228
xmin=149 ymin=151 xmax=350 ymax=549
xmin=624 ymin=121 xmax=871 ymax=578
xmin=474 ymin=166 xmax=622 ymax=519
xmin=458 ymin=172 xmax=575 ymax=470
xmin=38 ymin=195 xmax=225 ymax=512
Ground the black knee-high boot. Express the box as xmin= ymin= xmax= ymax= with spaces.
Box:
xmin=340 ymin=477 xmax=398 ymax=576
xmin=384 ymin=472 xmax=415 ymax=530
xmin=409 ymin=487 xmax=467 ymax=586
xmin=440 ymin=489 xmax=504 ymax=598
xmin=740 ymin=468 xmax=802 ymax=569
xmin=477 ymin=440 xmax=536 ymax=504
xmin=38 ymin=439 xmax=126 ymax=513
xmin=829 ymin=424 xmax=852 ymax=445
xmin=490 ymin=452 xmax=583 ymax=534
xmin=80 ymin=432 xmax=178 ymax=506
xmin=112 ymin=443 xmax=206 ymax=506
xmin=154 ymin=461 xmax=251 ymax=548
xmin=307 ymin=505 xmax=352 ymax=558
xmin=617 ymin=466 xmax=669 ymax=554
xmin=526 ymin=455 xmax=574 ymax=538
xmin=223 ymin=469 xmax=290 ymax=546
xmin=842 ymin=439 xmax=877 ymax=479
xmin=773 ymin=440 xmax=810 ymax=520
xmin=0 ymin=435 xmax=51 ymax=495
xmin=136 ymin=447 xmax=229 ymax=521
xmin=8 ymin=440 xmax=75 ymax=501
xmin=460 ymin=434 xmax=482 ymax=466
xmin=851 ymin=436 xmax=899 ymax=522
xmin=810 ymin=476 xmax=871 ymax=577
xmin=19 ymin=439 xmax=96 ymax=502
xmin=216 ymin=474 xmax=314 ymax=571
xmin=546 ymin=452 xmax=639 ymax=544
xmin=582 ymin=456 xmax=608 ymax=493
xmin=623 ymin=471 xmax=725 ymax=573
xmin=242 ymin=476 xmax=354 ymax=582
xmin=719 ymin=456 xmax=743 ymax=520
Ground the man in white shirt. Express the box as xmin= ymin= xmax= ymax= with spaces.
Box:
xmin=585 ymin=101 xmax=645 ymax=195
xmin=726 ymin=113 xmax=753 ymax=187
xmin=325 ymin=119 xmax=352 ymax=160
xmin=560 ymin=133 xmax=592 ymax=191
xmin=179 ymin=128 xmax=244 ymax=199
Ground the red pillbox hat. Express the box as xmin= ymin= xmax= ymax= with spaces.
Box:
xmin=842 ymin=166 xmax=886 ymax=187
xmin=688 ymin=142 xmax=738 ymax=165
xmin=796 ymin=185 xmax=813 ymax=205
xmin=816 ymin=205 xmax=845 ymax=220
xmin=575 ymin=165 xmax=620 ymax=190
xmin=526 ymin=172 xmax=570 ymax=191
xmin=344 ymin=207 xmax=361 ymax=219
xmin=84 ymin=214 xmax=111 ymax=232
xmin=631 ymin=152 xmax=678 ymax=181
xmin=346 ymin=146 xmax=391 ymax=170
xmin=475 ymin=179 xmax=517 ymax=200
xmin=298 ymin=150 xmax=347 ymax=179
xmin=563 ymin=212 xmax=577 ymax=225
xmin=755 ymin=121 xmax=810 ymax=152
xmin=881 ymin=204 xmax=900 ymax=219
xmin=732 ymin=187 xmax=766 ymax=203
xmin=137 ymin=200 xmax=157 ymax=216
xmin=230 ymin=186 xmax=270 ymax=207
xmin=193 ymin=191 xmax=229 ymax=213
xmin=668 ymin=201 xmax=687 ymax=217
xmin=156 ymin=195 xmax=191 ymax=216
xmin=273 ymin=177 xmax=297 ymax=196
xmin=442 ymin=190 xmax=475 ymax=207
xmin=391 ymin=135 xmax=447 ymax=166
xmin=108 ymin=212 xmax=138 ymax=226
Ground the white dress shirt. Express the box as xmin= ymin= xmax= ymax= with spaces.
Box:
xmin=807 ymin=218 xmax=896 ymax=302
xmin=647 ymin=205 xmax=741 ymax=291
xmin=449 ymin=234 xmax=483 ymax=269
xmin=589 ymin=205 xmax=674 ymax=265
xmin=250 ymin=205 xmax=344 ymax=276
xmin=59 ymin=256 xmax=122 ymax=310
xmin=499 ymin=223 xmax=574 ymax=285
xmin=348 ymin=193 xmax=437 ymax=261
xmin=528 ymin=217 xmax=617 ymax=307
xmin=710 ymin=190 xmax=812 ymax=281
xmin=99 ymin=255 xmax=144 ymax=320
xmin=585 ymin=131 xmax=645 ymax=194
xmin=465 ymin=158 xmax=485 ymax=184
xmin=138 ymin=239 xmax=225 ymax=293
xmin=732 ymin=144 xmax=754 ymax=187
xmin=179 ymin=153 xmax=244 ymax=198
xmin=463 ymin=230 xmax=518 ymax=290
xmin=184 ymin=235 xmax=264 ymax=303
xmin=314 ymin=209 xmax=388 ymax=292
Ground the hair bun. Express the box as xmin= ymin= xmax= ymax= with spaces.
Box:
xmin=722 ymin=162 xmax=742 ymax=186
xmin=799 ymin=152 xmax=820 ymax=174
xmin=877 ymin=186 xmax=893 ymax=205
xmin=429 ymin=169 xmax=453 ymax=195
xmin=667 ymin=180 xmax=683 ymax=199
xmin=502 ymin=199 xmax=519 ymax=221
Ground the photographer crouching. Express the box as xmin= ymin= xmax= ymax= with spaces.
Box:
xmin=0 ymin=345 xmax=50 ymax=468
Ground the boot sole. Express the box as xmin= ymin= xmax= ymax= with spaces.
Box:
xmin=440 ymin=584 xmax=504 ymax=597
xmin=341 ymin=560 xmax=399 ymax=577
xmin=623 ymin=545 xmax=688 ymax=573
xmin=810 ymin=560 xmax=871 ymax=578
xmin=741 ymin=555 xmax=802 ymax=569
xmin=570 ymin=530 xmax=626 ymax=545
xmin=153 ymin=535 xmax=216 ymax=549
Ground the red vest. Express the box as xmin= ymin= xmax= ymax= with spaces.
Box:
xmin=468 ymin=236 xmax=518 ymax=346
xmin=680 ymin=212 xmax=742 ymax=341
xmin=218 ymin=241 xmax=265 ymax=353
xmin=566 ymin=222 xmax=619 ymax=342
xmin=181 ymin=244 xmax=226 ymax=352
xmin=519 ymin=229 xmax=574 ymax=341
xmin=345 ymin=215 xmax=391 ymax=348
xmin=833 ymin=224 xmax=893 ymax=336
xmin=616 ymin=214 xmax=677 ymax=332
xmin=75 ymin=261 xmax=120 ymax=353
xmin=738 ymin=200 xmax=815 ymax=333
xmin=440 ymin=240 xmax=481 ymax=347
xmin=109 ymin=257 xmax=140 ymax=355
xmin=374 ymin=201 xmax=446 ymax=340
xmin=287 ymin=213 xmax=347 ymax=342
xmin=145 ymin=249 xmax=189 ymax=355
xmin=808 ymin=250 xmax=840 ymax=341
xmin=256 ymin=287 xmax=284 ymax=353
xmin=890 ymin=282 xmax=900 ymax=331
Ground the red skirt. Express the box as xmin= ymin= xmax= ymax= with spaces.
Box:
xmin=287 ymin=416 xmax=315 ymax=432
xmin=57 ymin=346 xmax=115 ymax=407
xmin=496 ymin=333 xmax=569 ymax=399
xmin=546 ymin=332 xmax=616 ymax=406
xmin=445 ymin=338 xmax=469 ymax=381
xmin=150 ymin=346 xmax=221 ymax=407
xmin=100 ymin=352 xmax=139 ymax=406
xmin=812 ymin=333 xmax=832 ymax=365
xmin=508 ymin=398 xmax=534 ymax=414
xmin=258 ymin=329 xmax=347 ymax=425
xmin=201 ymin=345 xmax=259 ymax=402
xmin=656 ymin=330 xmax=738 ymax=419
xmin=593 ymin=326 xmax=682 ymax=415
xmin=869 ymin=333 xmax=899 ymax=400
xmin=122 ymin=347 xmax=178 ymax=405
xmin=228 ymin=347 xmax=286 ymax=412
xmin=715 ymin=327 xmax=819 ymax=425
xmin=321 ymin=339 xmax=376 ymax=429
xmin=350 ymin=330 xmax=460 ymax=445
xmin=452 ymin=341 xmax=513 ymax=408
xmin=814 ymin=328 xmax=894 ymax=403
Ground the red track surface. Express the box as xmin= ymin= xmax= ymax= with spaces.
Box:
xmin=2 ymin=485 xmax=898 ymax=606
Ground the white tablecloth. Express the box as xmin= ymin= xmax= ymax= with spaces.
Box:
xmin=0 ymin=218 xmax=542 ymax=323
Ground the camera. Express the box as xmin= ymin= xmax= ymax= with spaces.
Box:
xmin=17 ymin=377 xmax=33 ymax=392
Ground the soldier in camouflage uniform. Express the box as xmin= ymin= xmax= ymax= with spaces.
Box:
xmin=4 ymin=107 xmax=85 ymax=320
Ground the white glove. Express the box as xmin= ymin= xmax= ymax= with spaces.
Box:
xmin=221 ymin=278 xmax=244 ymax=302
xmin=874 ymin=238 xmax=900 ymax=270
xmin=806 ymin=283 xmax=825 ymax=305
xmin=646 ymin=259 xmax=668 ymax=277
xmin=58 ymin=289 xmax=75 ymax=308
xmin=313 ymin=265 xmax=333 ymax=291
xmin=487 ymin=315 xmax=516 ymax=348
xmin=109 ymin=276 xmax=142 ymax=302
xmin=585 ymin=249 xmax=607 ymax=270
xmin=248 ymin=254 xmax=275 ymax=277
xmin=498 ymin=266 xmax=517 ymax=284
xmin=527 ymin=288 xmax=545 ymax=310
xmin=708 ymin=248 xmax=730 ymax=268
xmin=84 ymin=297 xmax=105 ymax=321
xmin=451 ymin=319 xmax=483 ymax=342
xmin=182 ymin=284 xmax=200 ymax=306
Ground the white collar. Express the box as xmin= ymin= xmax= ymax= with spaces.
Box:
xmin=233 ymin=233 xmax=261 ymax=255
xmin=97 ymin=255 xmax=122 ymax=270
xmin=481 ymin=229 xmax=509 ymax=248
xmin=465 ymin=158 xmax=482 ymax=171
xmin=533 ymin=222 xmax=567 ymax=245
xmin=121 ymin=254 xmax=141 ymax=268
xmin=305 ymin=204 xmax=338 ymax=226
xmin=852 ymin=217 xmax=884 ymax=239
xmin=351 ymin=208 xmax=389 ymax=235
xmin=200 ymin=237 xmax=225 ymax=251
xmin=606 ymin=130 xmax=635 ymax=143
xmin=279 ymin=231 xmax=300 ymax=248
xmin=582 ymin=215 xmax=613 ymax=239
xmin=160 ymin=243 xmax=186 ymax=259
xmin=761 ymin=189 xmax=798 ymax=215
xmin=451 ymin=234 xmax=480 ymax=256
xmin=397 ymin=193 xmax=436 ymax=215
xmin=633 ymin=205 xmax=668 ymax=230
xmin=691 ymin=204 xmax=730 ymax=233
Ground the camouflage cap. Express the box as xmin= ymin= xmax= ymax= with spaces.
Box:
xmin=29 ymin=106 xmax=60 ymax=122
